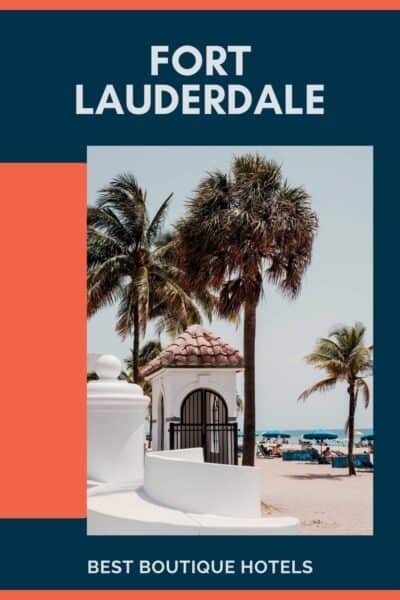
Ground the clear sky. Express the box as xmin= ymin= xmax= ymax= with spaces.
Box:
xmin=87 ymin=146 xmax=373 ymax=431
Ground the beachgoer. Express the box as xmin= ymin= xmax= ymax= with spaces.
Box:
xmin=270 ymin=444 xmax=282 ymax=457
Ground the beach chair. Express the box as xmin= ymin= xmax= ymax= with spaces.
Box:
xmin=282 ymin=448 xmax=320 ymax=462
xmin=331 ymin=454 xmax=373 ymax=470
xmin=355 ymin=454 xmax=374 ymax=469
xmin=258 ymin=444 xmax=273 ymax=458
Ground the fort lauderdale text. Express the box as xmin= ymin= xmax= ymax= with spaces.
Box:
xmin=75 ymin=83 xmax=324 ymax=116
xmin=75 ymin=44 xmax=324 ymax=117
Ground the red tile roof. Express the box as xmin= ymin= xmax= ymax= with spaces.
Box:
xmin=141 ymin=325 xmax=243 ymax=377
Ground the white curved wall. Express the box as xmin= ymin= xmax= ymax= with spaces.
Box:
xmin=144 ymin=449 xmax=261 ymax=518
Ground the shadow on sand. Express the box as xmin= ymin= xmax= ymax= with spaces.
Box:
xmin=284 ymin=473 xmax=347 ymax=481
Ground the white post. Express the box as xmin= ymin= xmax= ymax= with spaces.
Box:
xmin=87 ymin=355 xmax=149 ymax=486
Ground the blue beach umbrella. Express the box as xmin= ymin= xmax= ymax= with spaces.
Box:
xmin=303 ymin=430 xmax=338 ymax=453
xmin=262 ymin=430 xmax=291 ymax=439
xmin=361 ymin=433 xmax=374 ymax=442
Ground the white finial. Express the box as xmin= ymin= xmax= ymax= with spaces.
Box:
xmin=95 ymin=354 xmax=122 ymax=379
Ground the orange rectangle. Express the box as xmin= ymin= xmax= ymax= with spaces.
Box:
xmin=0 ymin=163 xmax=86 ymax=518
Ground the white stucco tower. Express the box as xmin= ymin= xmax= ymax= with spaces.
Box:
xmin=142 ymin=325 xmax=243 ymax=463
xmin=87 ymin=354 xmax=149 ymax=486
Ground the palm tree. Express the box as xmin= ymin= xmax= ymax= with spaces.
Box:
xmin=298 ymin=322 xmax=373 ymax=476
xmin=87 ymin=173 xmax=202 ymax=382
xmin=124 ymin=339 xmax=162 ymax=382
xmin=125 ymin=339 xmax=163 ymax=448
xmin=177 ymin=154 xmax=318 ymax=466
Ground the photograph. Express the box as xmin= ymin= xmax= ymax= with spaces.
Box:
xmin=86 ymin=146 xmax=373 ymax=536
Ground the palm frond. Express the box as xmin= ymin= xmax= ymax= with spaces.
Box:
xmin=88 ymin=206 xmax=131 ymax=247
xmin=316 ymin=338 xmax=344 ymax=358
xmin=304 ymin=353 xmax=346 ymax=375
xmin=147 ymin=193 xmax=173 ymax=243
xmin=115 ymin=282 xmax=137 ymax=339
xmin=194 ymin=290 xmax=217 ymax=321
xmin=298 ymin=377 xmax=338 ymax=402
xmin=97 ymin=173 xmax=148 ymax=244
xmin=125 ymin=339 xmax=162 ymax=373
xmin=87 ymin=227 xmax=125 ymax=269
xmin=356 ymin=378 xmax=371 ymax=408
xmin=87 ymin=273 xmax=122 ymax=318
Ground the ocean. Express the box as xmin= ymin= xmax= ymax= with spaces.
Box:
xmin=254 ymin=428 xmax=373 ymax=446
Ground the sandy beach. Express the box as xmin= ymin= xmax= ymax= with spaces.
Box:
xmin=258 ymin=457 xmax=373 ymax=535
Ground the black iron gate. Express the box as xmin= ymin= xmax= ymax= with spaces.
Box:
xmin=169 ymin=389 xmax=238 ymax=465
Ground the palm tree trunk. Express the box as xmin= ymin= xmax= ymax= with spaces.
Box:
xmin=347 ymin=381 xmax=357 ymax=476
xmin=132 ymin=303 xmax=140 ymax=383
xmin=242 ymin=299 xmax=257 ymax=467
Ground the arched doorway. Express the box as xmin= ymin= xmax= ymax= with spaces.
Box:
xmin=181 ymin=389 xmax=228 ymax=425
xmin=170 ymin=389 xmax=237 ymax=464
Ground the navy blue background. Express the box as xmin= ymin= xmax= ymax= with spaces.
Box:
xmin=0 ymin=9 xmax=397 ymax=590
xmin=1 ymin=10 xmax=396 ymax=160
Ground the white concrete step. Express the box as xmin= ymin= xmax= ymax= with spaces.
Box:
xmin=87 ymin=484 xmax=299 ymax=535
